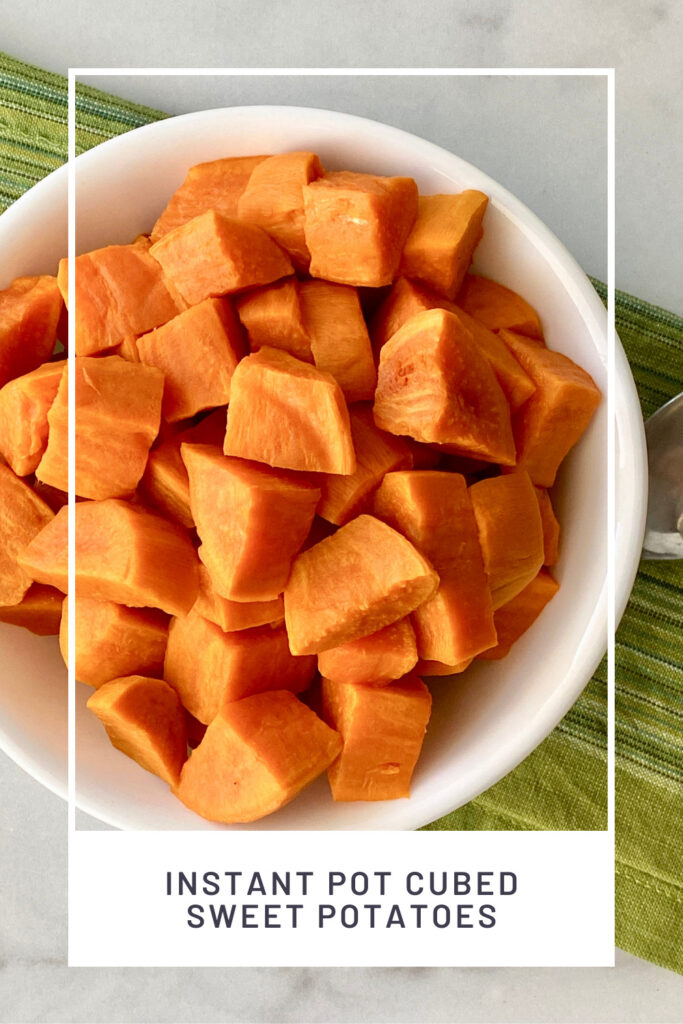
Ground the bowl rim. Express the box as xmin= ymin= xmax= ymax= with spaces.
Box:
xmin=0 ymin=104 xmax=648 ymax=829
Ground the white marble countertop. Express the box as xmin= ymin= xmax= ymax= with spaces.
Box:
xmin=1 ymin=1 xmax=682 ymax=1021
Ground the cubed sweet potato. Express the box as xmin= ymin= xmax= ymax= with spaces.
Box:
xmin=87 ymin=675 xmax=187 ymax=787
xmin=321 ymin=674 xmax=432 ymax=801
xmin=284 ymin=514 xmax=439 ymax=655
xmin=303 ymin=171 xmax=418 ymax=287
xmin=182 ymin=444 xmax=320 ymax=602
xmin=174 ymin=690 xmax=342 ymax=823
xmin=374 ymin=308 xmax=516 ymax=466
xmin=223 ymin=347 xmax=356 ymax=475
xmin=164 ymin=612 xmax=316 ymax=724
xmin=149 ymin=210 xmax=293 ymax=305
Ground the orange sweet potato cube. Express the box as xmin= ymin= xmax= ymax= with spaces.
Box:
xmin=479 ymin=569 xmax=560 ymax=659
xmin=182 ymin=443 xmax=320 ymax=602
xmin=36 ymin=355 xmax=164 ymax=500
xmin=0 ymin=360 xmax=65 ymax=476
xmin=15 ymin=502 xmax=66 ymax=593
xmin=0 ymin=583 xmax=63 ymax=635
xmin=373 ymin=470 xmax=497 ymax=663
xmin=150 ymin=155 xmax=269 ymax=242
xmin=370 ymin=278 xmax=535 ymax=414
xmin=72 ymin=240 xmax=185 ymax=356
xmin=174 ymin=690 xmax=342 ymax=823
xmin=321 ymin=674 xmax=432 ymax=801
xmin=193 ymin=564 xmax=284 ymax=633
xmin=136 ymin=297 xmax=245 ymax=422
xmin=139 ymin=442 xmax=194 ymax=529
xmin=139 ymin=409 xmax=227 ymax=528
xmin=284 ymin=514 xmax=439 ymax=656
xmin=452 ymin=307 xmax=536 ymax=413
xmin=237 ymin=151 xmax=324 ymax=270
xmin=457 ymin=274 xmax=544 ymax=340
xmin=370 ymin=275 xmax=442 ymax=352
xmin=303 ymin=171 xmax=418 ymax=287
xmin=60 ymin=597 xmax=168 ymax=687
xmin=535 ymin=486 xmax=561 ymax=566
xmin=0 ymin=464 xmax=54 ymax=606
xmin=299 ymin=280 xmax=377 ymax=402
xmin=469 ymin=471 xmax=544 ymax=610
xmin=0 ymin=275 xmax=63 ymax=387
xmin=317 ymin=618 xmax=418 ymax=687
xmin=69 ymin=500 xmax=199 ymax=616
xmin=316 ymin=405 xmax=411 ymax=526
xmin=19 ymin=500 xmax=199 ymax=616
xmin=164 ymin=612 xmax=316 ymax=724
xmin=373 ymin=308 xmax=516 ymax=466
xmin=399 ymin=191 xmax=488 ymax=298
xmin=235 ymin=278 xmax=313 ymax=362
xmin=149 ymin=210 xmax=293 ymax=306
xmin=223 ymin=347 xmax=356 ymax=475
xmin=87 ymin=675 xmax=188 ymax=787
xmin=499 ymin=329 xmax=602 ymax=487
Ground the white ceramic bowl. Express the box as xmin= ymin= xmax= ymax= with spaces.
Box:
xmin=0 ymin=106 xmax=647 ymax=830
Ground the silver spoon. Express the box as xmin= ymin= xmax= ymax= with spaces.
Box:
xmin=642 ymin=391 xmax=683 ymax=560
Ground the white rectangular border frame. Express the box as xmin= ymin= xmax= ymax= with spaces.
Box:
xmin=66 ymin=65 xmax=616 ymax=964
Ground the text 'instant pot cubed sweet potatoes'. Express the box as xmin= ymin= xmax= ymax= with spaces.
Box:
xmin=0 ymin=146 xmax=603 ymax=824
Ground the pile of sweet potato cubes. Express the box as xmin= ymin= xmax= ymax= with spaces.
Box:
xmin=0 ymin=151 xmax=601 ymax=824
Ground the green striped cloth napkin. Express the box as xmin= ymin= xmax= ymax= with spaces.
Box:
xmin=1 ymin=52 xmax=681 ymax=975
